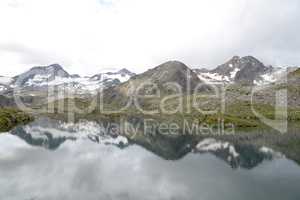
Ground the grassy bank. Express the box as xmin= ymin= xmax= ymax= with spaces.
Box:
xmin=41 ymin=97 xmax=300 ymax=129
xmin=0 ymin=108 xmax=34 ymax=133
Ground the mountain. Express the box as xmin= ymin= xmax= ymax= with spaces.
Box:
xmin=195 ymin=56 xmax=279 ymax=85
xmin=13 ymin=64 xmax=70 ymax=87
xmin=132 ymin=61 xmax=201 ymax=90
xmin=142 ymin=61 xmax=200 ymax=88
xmin=213 ymin=56 xmax=272 ymax=84
xmin=1 ymin=58 xmax=299 ymax=97
xmin=102 ymin=61 xmax=206 ymax=105
xmin=118 ymin=68 xmax=136 ymax=76
xmin=11 ymin=64 xmax=135 ymax=93
xmin=90 ymin=68 xmax=135 ymax=82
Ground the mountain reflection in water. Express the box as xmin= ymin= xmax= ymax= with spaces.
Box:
xmin=9 ymin=118 xmax=286 ymax=169
xmin=0 ymin=118 xmax=300 ymax=200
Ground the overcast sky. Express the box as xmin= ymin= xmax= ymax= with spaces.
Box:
xmin=0 ymin=0 xmax=299 ymax=76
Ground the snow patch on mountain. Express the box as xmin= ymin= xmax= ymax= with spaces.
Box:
xmin=90 ymin=73 xmax=131 ymax=84
xmin=196 ymin=138 xmax=239 ymax=158
xmin=259 ymin=146 xmax=284 ymax=158
xmin=195 ymin=56 xmax=243 ymax=84
xmin=90 ymin=68 xmax=134 ymax=83
xmin=13 ymin=64 xmax=135 ymax=92
xmin=194 ymin=56 xmax=292 ymax=85
xmin=230 ymin=68 xmax=240 ymax=79
xmin=0 ymin=76 xmax=13 ymax=85
xmin=0 ymin=85 xmax=8 ymax=92
xmin=254 ymin=67 xmax=294 ymax=86
xmin=25 ymin=74 xmax=52 ymax=86
xmin=207 ymin=67 xmax=286 ymax=86
xmin=196 ymin=138 xmax=228 ymax=151
xmin=197 ymin=72 xmax=230 ymax=84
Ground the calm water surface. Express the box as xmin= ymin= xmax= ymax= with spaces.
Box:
xmin=0 ymin=119 xmax=300 ymax=200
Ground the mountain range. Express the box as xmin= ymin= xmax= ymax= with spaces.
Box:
xmin=0 ymin=64 xmax=136 ymax=95
xmin=0 ymin=55 xmax=299 ymax=97
xmin=1 ymin=55 xmax=300 ymax=165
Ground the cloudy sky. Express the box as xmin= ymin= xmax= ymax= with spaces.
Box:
xmin=0 ymin=0 xmax=299 ymax=76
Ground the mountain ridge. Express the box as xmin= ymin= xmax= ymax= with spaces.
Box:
xmin=0 ymin=56 xmax=299 ymax=95
xmin=7 ymin=64 xmax=135 ymax=93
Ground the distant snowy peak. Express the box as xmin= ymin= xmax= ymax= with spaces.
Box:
xmin=13 ymin=64 xmax=70 ymax=87
xmin=195 ymin=56 xmax=280 ymax=85
xmin=90 ymin=68 xmax=135 ymax=82
xmin=117 ymin=68 xmax=136 ymax=76
xmin=12 ymin=64 xmax=136 ymax=92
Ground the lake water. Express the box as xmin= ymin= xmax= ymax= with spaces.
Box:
xmin=0 ymin=118 xmax=300 ymax=200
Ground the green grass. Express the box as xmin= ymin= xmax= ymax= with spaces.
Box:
xmin=42 ymin=95 xmax=300 ymax=130
xmin=200 ymin=114 xmax=261 ymax=128
xmin=0 ymin=108 xmax=34 ymax=133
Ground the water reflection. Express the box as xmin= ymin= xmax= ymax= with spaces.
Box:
xmin=1 ymin=133 xmax=300 ymax=200
xmin=9 ymin=118 xmax=286 ymax=169
xmin=10 ymin=118 xmax=129 ymax=150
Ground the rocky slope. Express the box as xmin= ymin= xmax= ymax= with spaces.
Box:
xmin=101 ymin=61 xmax=207 ymax=106
xmin=0 ymin=95 xmax=19 ymax=107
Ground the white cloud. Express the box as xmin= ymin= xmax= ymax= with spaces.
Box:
xmin=0 ymin=0 xmax=299 ymax=76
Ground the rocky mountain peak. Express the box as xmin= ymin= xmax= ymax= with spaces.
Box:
xmin=228 ymin=56 xmax=241 ymax=65
xmin=13 ymin=64 xmax=70 ymax=87
xmin=214 ymin=56 xmax=264 ymax=72
xmin=117 ymin=68 xmax=135 ymax=76
xmin=90 ymin=68 xmax=135 ymax=82
xmin=28 ymin=64 xmax=67 ymax=75
xmin=47 ymin=63 xmax=63 ymax=70
xmin=157 ymin=60 xmax=188 ymax=70
xmin=196 ymin=55 xmax=273 ymax=85
xmin=117 ymin=61 xmax=204 ymax=94
xmin=234 ymin=56 xmax=272 ymax=84
xmin=101 ymin=60 xmax=207 ymax=107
